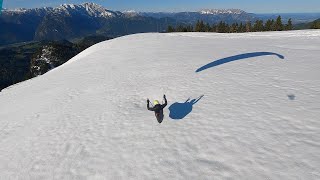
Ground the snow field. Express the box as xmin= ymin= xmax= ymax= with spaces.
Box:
xmin=0 ymin=30 xmax=320 ymax=179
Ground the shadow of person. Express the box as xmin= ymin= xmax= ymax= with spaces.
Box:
xmin=169 ymin=95 xmax=204 ymax=120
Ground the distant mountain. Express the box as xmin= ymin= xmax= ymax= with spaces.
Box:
xmin=141 ymin=9 xmax=256 ymax=24
xmin=34 ymin=3 xmax=112 ymax=40
xmin=1 ymin=3 xmax=175 ymax=45
xmin=34 ymin=3 xmax=176 ymax=40
xmin=1 ymin=3 xmax=257 ymax=45
xmin=255 ymin=13 xmax=320 ymax=24
xmin=294 ymin=18 xmax=320 ymax=29
xmin=55 ymin=3 xmax=117 ymax=18
xmin=200 ymin=9 xmax=244 ymax=15
xmin=0 ymin=7 xmax=53 ymax=45
xmin=3 ymin=3 xmax=317 ymax=46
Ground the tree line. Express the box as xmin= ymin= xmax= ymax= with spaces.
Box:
xmin=311 ymin=19 xmax=320 ymax=29
xmin=167 ymin=15 xmax=294 ymax=33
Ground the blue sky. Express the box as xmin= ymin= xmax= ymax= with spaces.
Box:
xmin=2 ymin=0 xmax=320 ymax=13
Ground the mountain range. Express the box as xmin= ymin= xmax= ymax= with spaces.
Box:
xmin=1 ymin=2 xmax=256 ymax=45
xmin=1 ymin=2 xmax=320 ymax=46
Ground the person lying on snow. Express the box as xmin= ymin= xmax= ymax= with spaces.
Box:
xmin=147 ymin=95 xmax=167 ymax=123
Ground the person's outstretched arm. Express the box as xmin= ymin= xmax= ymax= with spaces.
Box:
xmin=147 ymin=99 xmax=155 ymax=111
xmin=162 ymin=95 xmax=167 ymax=108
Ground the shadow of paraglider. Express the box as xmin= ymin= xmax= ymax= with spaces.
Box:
xmin=196 ymin=52 xmax=285 ymax=73
xmin=169 ymin=95 xmax=204 ymax=120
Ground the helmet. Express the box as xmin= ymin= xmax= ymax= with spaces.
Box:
xmin=154 ymin=100 xmax=159 ymax=105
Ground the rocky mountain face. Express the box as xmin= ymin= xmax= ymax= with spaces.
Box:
xmin=54 ymin=3 xmax=117 ymax=18
xmin=1 ymin=3 xmax=256 ymax=45
xmin=0 ymin=3 xmax=173 ymax=44
xmin=0 ymin=7 xmax=53 ymax=45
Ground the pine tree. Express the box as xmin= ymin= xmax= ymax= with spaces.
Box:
xmin=269 ymin=19 xmax=276 ymax=31
xmin=239 ymin=23 xmax=245 ymax=32
xmin=217 ymin=21 xmax=229 ymax=33
xmin=211 ymin=24 xmax=217 ymax=32
xmin=253 ymin=20 xmax=258 ymax=32
xmin=285 ymin=18 xmax=293 ymax=30
xmin=229 ymin=24 xmax=234 ymax=33
xmin=259 ymin=20 xmax=264 ymax=31
xmin=253 ymin=20 xmax=264 ymax=32
xmin=275 ymin=15 xmax=284 ymax=31
xmin=186 ymin=25 xmax=194 ymax=32
xmin=225 ymin=23 xmax=230 ymax=33
xmin=246 ymin=21 xmax=252 ymax=32
xmin=195 ymin=20 xmax=206 ymax=32
xmin=217 ymin=21 xmax=223 ymax=33
xmin=195 ymin=20 xmax=199 ymax=32
xmin=167 ymin=25 xmax=175 ymax=32
xmin=230 ymin=23 xmax=239 ymax=33
xmin=176 ymin=24 xmax=182 ymax=32
xmin=200 ymin=21 xmax=205 ymax=32
xmin=264 ymin=19 xmax=273 ymax=31
xmin=204 ymin=23 xmax=211 ymax=32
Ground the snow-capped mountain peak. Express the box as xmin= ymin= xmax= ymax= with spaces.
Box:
xmin=61 ymin=3 xmax=76 ymax=10
xmin=200 ymin=9 xmax=245 ymax=15
xmin=123 ymin=10 xmax=138 ymax=14
xmin=9 ymin=8 xmax=28 ymax=13
xmin=122 ymin=10 xmax=140 ymax=17
xmin=56 ymin=2 xmax=115 ymax=18
xmin=3 ymin=2 xmax=116 ymax=18
xmin=80 ymin=2 xmax=114 ymax=17
xmin=2 ymin=7 xmax=53 ymax=15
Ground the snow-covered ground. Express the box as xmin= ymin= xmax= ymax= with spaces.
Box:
xmin=0 ymin=30 xmax=319 ymax=179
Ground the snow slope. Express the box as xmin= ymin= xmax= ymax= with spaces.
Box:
xmin=0 ymin=30 xmax=320 ymax=179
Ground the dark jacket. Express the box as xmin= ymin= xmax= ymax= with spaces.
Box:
xmin=147 ymin=97 xmax=167 ymax=113
xmin=147 ymin=97 xmax=167 ymax=123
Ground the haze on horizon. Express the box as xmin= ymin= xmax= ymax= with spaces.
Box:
xmin=2 ymin=0 xmax=320 ymax=13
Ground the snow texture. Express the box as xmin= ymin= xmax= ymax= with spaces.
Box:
xmin=0 ymin=30 xmax=320 ymax=179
